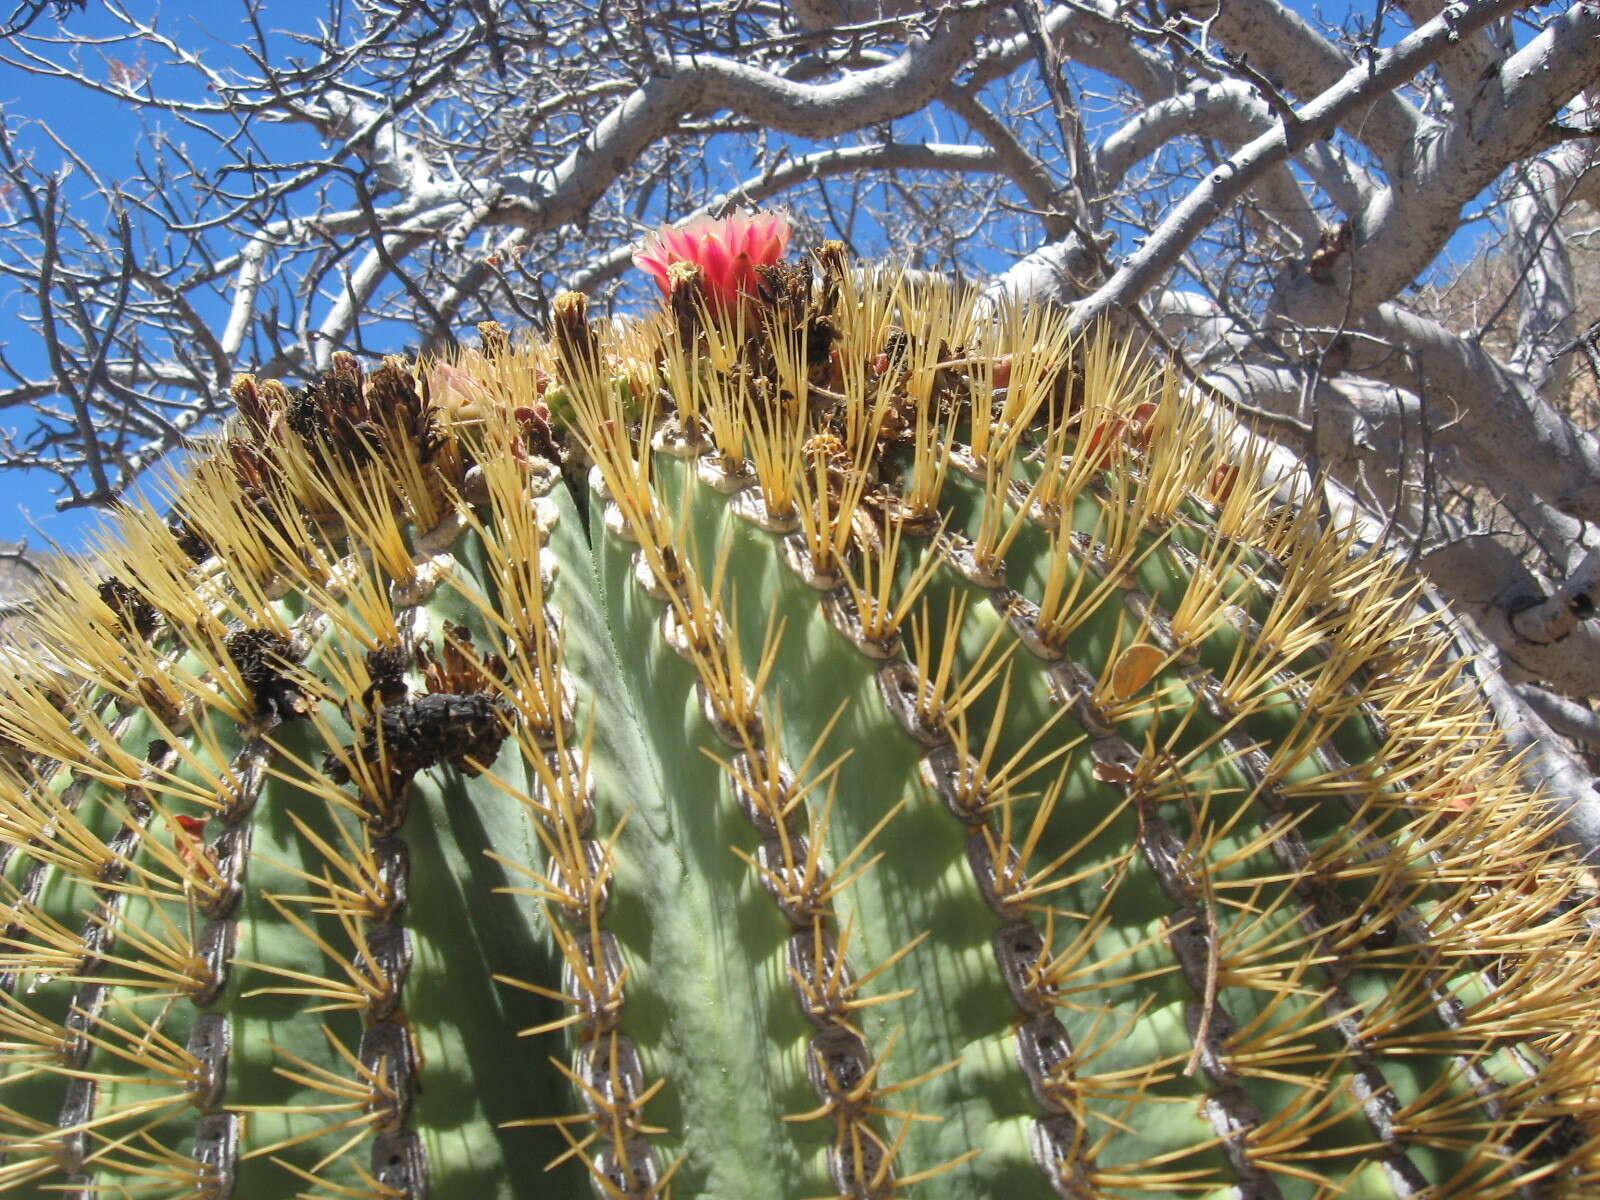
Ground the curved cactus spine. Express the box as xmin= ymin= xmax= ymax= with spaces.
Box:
xmin=0 ymin=242 xmax=1598 ymax=1200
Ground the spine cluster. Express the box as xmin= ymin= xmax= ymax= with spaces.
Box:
xmin=0 ymin=247 xmax=1595 ymax=1200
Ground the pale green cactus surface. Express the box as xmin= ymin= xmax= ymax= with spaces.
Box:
xmin=1 ymin=251 xmax=1598 ymax=1200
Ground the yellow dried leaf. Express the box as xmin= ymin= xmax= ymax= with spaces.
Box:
xmin=1110 ymin=643 xmax=1165 ymax=700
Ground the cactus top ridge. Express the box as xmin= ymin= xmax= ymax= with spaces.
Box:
xmin=0 ymin=251 xmax=1597 ymax=1199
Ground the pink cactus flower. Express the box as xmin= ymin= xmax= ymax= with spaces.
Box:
xmin=633 ymin=210 xmax=791 ymax=314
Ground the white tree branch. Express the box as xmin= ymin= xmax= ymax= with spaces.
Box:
xmin=1095 ymin=80 xmax=1319 ymax=247
xmin=1516 ymin=683 xmax=1600 ymax=751
xmin=1066 ymin=0 xmax=1529 ymax=334
xmin=1318 ymin=4 xmax=1600 ymax=314
xmin=1390 ymin=0 xmax=1503 ymax=101
xmin=1352 ymin=301 xmax=1600 ymax=523
xmin=1205 ymin=0 xmax=1423 ymax=161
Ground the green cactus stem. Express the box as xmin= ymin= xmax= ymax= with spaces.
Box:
xmin=0 ymin=246 xmax=1598 ymax=1200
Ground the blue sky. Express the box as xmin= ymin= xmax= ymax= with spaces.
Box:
xmin=0 ymin=0 xmax=1482 ymax=554
xmin=0 ymin=0 xmax=359 ymax=552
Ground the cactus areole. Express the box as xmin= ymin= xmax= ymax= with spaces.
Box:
xmin=1 ymin=229 xmax=1598 ymax=1200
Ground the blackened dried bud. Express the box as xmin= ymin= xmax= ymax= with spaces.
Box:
xmin=288 ymin=359 xmax=378 ymax=465
xmin=168 ymin=515 xmax=212 ymax=563
xmin=97 ymin=578 xmax=159 ymax=641
xmin=551 ymin=291 xmax=600 ymax=381
xmin=813 ymin=240 xmax=849 ymax=312
xmin=363 ymin=644 xmax=412 ymax=710
xmin=232 ymin=375 xmax=271 ymax=442
xmin=286 ymin=387 xmax=327 ymax=446
xmin=802 ymin=432 xmax=853 ymax=494
xmin=755 ymin=260 xmax=812 ymax=320
xmin=881 ymin=327 xmax=909 ymax=370
xmin=418 ymin=623 xmax=506 ymax=696
xmin=137 ymin=675 xmax=183 ymax=727
xmin=258 ymin=378 xmax=293 ymax=411
xmin=478 ymin=320 xmax=511 ymax=359
xmin=806 ymin=315 xmax=839 ymax=375
xmin=327 ymin=692 xmax=512 ymax=793
xmin=228 ymin=439 xmax=278 ymax=497
xmin=366 ymin=361 xmax=436 ymax=462
xmin=514 ymin=407 xmax=563 ymax=467
xmin=225 ymin=629 xmax=311 ymax=722
xmin=667 ymin=261 xmax=706 ymax=349
xmin=331 ymin=351 xmax=363 ymax=388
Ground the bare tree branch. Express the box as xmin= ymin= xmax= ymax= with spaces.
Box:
xmin=1064 ymin=0 xmax=1531 ymax=332
xmin=1 ymin=0 xmax=1598 ymax=810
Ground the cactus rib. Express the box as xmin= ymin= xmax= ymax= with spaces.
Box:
xmin=0 ymin=246 xmax=1597 ymax=1199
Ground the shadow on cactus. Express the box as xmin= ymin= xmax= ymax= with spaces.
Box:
xmin=1 ymin=217 xmax=1598 ymax=1200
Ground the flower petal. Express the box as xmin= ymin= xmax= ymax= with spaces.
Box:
xmin=633 ymin=210 xmax=792 ymax=313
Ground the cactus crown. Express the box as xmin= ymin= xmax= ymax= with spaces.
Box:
xmin=0 ymin=243 xmax=1597 ymax=1200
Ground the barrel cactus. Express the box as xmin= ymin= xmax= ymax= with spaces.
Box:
xmin=1 ymin=222 xmax=1598 ymax=1200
